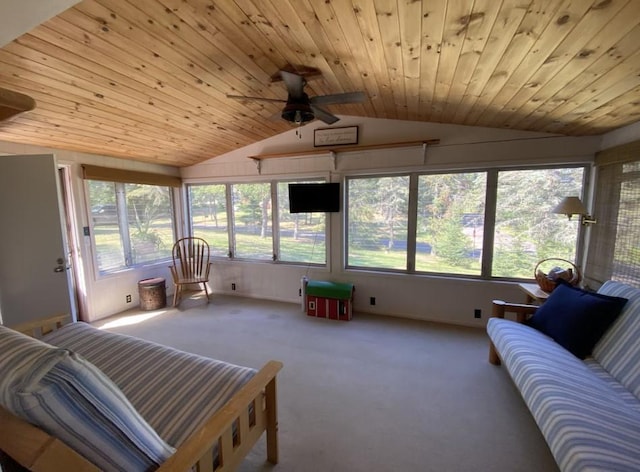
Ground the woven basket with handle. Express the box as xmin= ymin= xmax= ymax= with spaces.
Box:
xmin=534 ymin=258 xmax=581 ymax=293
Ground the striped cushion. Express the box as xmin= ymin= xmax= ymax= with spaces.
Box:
xmin=0 ymin=325 xmax=67 ymax=407
xmin=488 ymin=318 xmax=640 ymax=472
xmin=583 ymin=359 xmax=640 ymax=414
xmin=0 ymin=324 xmax=175 ymax=472
xmin=592 ymin=281 xmax=640 ymax=399
xmin=42 ymin=322 xmax=257 ymax=446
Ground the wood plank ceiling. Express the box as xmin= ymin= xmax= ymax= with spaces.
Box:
xmin=0 ymin=0 xmax=639 ymax=167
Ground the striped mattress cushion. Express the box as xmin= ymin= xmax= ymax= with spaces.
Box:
xmin=592 ymin=280 xmax=640 ymax=399
xmin=0 ymin=324 xmax=176 ymax=472
xmin=583 ymin=358 xmax=640 ymax=414
xmin=42 ymin=322 xmax=257 ymax=446
xmin=488 ymin=318 xmax=640 ymax=472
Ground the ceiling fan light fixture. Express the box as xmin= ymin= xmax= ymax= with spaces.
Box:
xmin=281 ymin=100 xmax=314 ymax=124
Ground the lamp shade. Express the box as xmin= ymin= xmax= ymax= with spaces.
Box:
xmin=552 ymin=196 xmax=587 ymax=216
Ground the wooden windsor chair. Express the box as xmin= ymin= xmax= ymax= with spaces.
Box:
xmin=169 ymin=237 xmax=212 ymax=307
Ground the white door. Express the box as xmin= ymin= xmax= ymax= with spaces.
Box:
xmin=0 ymin=154 xmax=75 ymax=327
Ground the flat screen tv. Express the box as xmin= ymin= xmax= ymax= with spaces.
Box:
xmin=288 ymin=183 xmax=340 ymax=213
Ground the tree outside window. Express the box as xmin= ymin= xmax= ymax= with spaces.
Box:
xmin=277 ymin=181 xmax=326 ymax=264
xmin=231 ymin=183 xmax=272 ymax=260
xmin=88 ymin=180 xmax=174 ymax=274
xmin=416 ymin=172 xmax=486 ymax=275
xmin=189 ymin=184 xmax=229 ymax=257
xmin=492 ymin=167 xmax=584 ymax=278
xmin=347 ymin=176 xmax=409 ymax=270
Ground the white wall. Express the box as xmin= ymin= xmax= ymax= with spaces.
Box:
xmin=599 ymin=120 xmax=640 ymax=150
xmin=0 ymin=141 xmax=180 ymax=322
xmin=0 ymin=0 xmax=81 ymax=47
xmin=184 ymin=117 xmax=602 ymax=327
xmin=182 ymin=116 xmax=599 ymax=179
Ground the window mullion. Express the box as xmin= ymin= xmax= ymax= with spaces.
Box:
xmin=481 ymin=170 xmax=497 ymax=278
xmin=271 ymin=181 xmax=279 ymax=261
xmin=115 ymin=183 xmax=132 ymax=266
xmin=406 ymin=174 xmax=418 ymax=273
xmin=226 ymin=184 xmax=234 ymax=258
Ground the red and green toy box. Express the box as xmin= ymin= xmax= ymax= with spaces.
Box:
xmin=305 ymin=280 xmax=354 ymax=321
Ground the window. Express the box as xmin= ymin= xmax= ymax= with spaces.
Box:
xmin=88 ymin=180 xmax=175 ymax=274
xmin=185 ymin=164 xmax=587 ymax=281
xmin=188 ymin=184 xmax=229 ymax=257
xmin=416 ymin=172 xmax=486 ymax=275
xmin=347 ymin=176 xmax=409 ymax=270
xmin=231 ymin=183 xmax=272 ymax=260
xmin=186 ymin=180 xmax=329 ymax=265
xmin=492 ymin=167 xmax=584 ymax=278
xmin=345 ymin=166 xmax=585 ymax=279
xmin=277 ymin=181 xmax=326 ymax=264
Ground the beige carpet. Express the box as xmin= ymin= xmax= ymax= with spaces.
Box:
xmin=95 ymin=293 xmax=559 ymax=472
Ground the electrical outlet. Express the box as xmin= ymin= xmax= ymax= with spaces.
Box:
xmin=474 ymin=308 xmax=482 ymax=319
xmin=126 ymin=294 xmax=132 ymax=303
xmin=370 ymin=297 xmax=376 ymax=306
xmin=231 ymin=283 xmax=236 ymax=291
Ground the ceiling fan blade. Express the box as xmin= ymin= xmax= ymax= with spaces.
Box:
xmin=267 ymin=111 xmax=283 ymax=122
xmin=226 ymin=94 xmax=286 ymax=103
xmin=310 ymin=91 xmax=366 ymax=106
xmin=310 ymin=105 xmax=340 ymax=125
xmin=279 ymin=71 xmax=305 ymax=99
xmin=0 ymin=87 xmax=36 ymax=122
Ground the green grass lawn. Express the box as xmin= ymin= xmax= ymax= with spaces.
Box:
xmin=96 ymin=219 xmax=481 ymax=275
xmin=348 ymin=249 xmax=481 ymax=274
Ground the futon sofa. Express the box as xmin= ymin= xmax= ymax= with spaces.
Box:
xmin=0 ymin=317 xmax=282 ymax=472
xmin=487 ymin=280 xmax=640 ymax=472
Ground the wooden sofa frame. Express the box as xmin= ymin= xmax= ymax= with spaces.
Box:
xmin=0 ymin=314 xmax=283 ymax=472
xmin=488 ymin=300 xmax=538 ymax=365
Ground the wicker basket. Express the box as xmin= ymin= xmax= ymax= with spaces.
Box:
xmin=534 ymin=258 xmax=581 ymax=293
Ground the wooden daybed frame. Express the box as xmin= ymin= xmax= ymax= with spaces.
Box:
xmin=0 ymin=314 xmax=283 ymax=472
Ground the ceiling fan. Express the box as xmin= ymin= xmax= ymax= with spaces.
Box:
xmin=0 ymin=87 xmax=36 ymax=122
xmin=227 ymin=67 xmax=365 ymax=125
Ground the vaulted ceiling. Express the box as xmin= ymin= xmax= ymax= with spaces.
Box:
xmin=0 ymin=0 xmax=639 ymax=167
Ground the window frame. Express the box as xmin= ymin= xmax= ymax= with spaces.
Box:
xmin=344 ymin=173 xmax=412 ymax=274
xmin=490 ymin=165 xmax=589 ymax=281
xmin=229 ymin=181 xmax=274 ymax=262
xmin=344 ymin=164 xmax=590 ymax=281
xmin=85 ymin=180 xmax=177 ymax=278
xmin=185 ymin=177 xmax=332 ymax=267
xmin=274 ymin=179 xmax=330 ymax=266
xmin=186 ymin=182 xmax=232 ymax=258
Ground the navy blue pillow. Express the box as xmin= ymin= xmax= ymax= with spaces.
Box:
xmin=527 ymin=280 xmax=628 ymax=359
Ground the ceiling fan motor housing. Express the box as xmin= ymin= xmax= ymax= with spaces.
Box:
xmin=228 ymin=67 xmax=364 ymax=124
xmin=282 ymin=93 xmax=314 ymax=124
